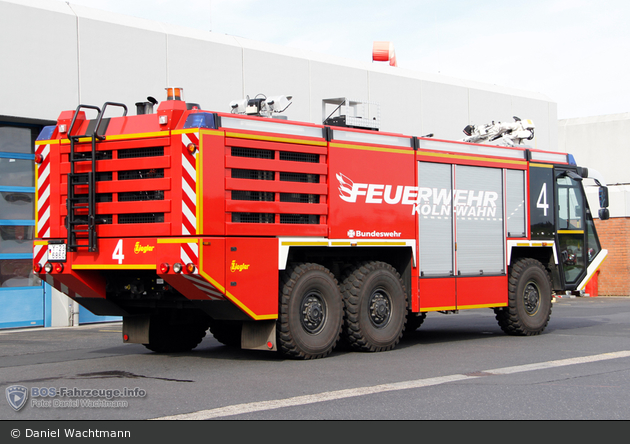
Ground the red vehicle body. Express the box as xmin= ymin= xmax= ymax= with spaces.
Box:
xmin=32 ymin=89 xmax=609 ymax=359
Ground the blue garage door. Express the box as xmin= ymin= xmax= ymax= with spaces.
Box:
xmin=0 ymin=123 xmax=44 ymax=329
xmin=1 ymin=121 xmax=121 ymax=329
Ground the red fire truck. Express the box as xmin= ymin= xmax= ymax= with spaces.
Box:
xmin=33 ymin=88 xmax=610 ymax=359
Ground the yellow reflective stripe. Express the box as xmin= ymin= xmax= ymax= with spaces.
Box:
xmin=105 ymin=131 xmax=170 ymax=140
xmin=457 ymin=303 xmax=507 ymax=310
xmin=422 ymin=305 xmax=457 ymax=312
xmin=197 ymin=268 xmax=278 ymax=321
xmin=197 ymin=245 xmax=277 ymax=321
xmin=157 ymin=238 xmax=199 ymax=244
xmin=60 ymin=131 xmax=170 ymax=143
xmin=529 ymin=163 xmax=554 ymax=168
xmin=558 ymin=230 xmax=584 ymax=234
xmin=357 ymin=241 xmax=407 ymax=246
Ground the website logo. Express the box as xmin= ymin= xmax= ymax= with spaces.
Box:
xmin=6 ymin=385 xmax=28 ymax=411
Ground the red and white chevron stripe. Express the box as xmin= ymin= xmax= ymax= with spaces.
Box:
xmin=183 ymin=274 xmax=225 ymax=301
xmin=181 ymin=133 xmax=198 ymax=236
xmin=180 ymin=241 xmax=199 ymax=272
xmin=36 ymin=143 xmax=51 ymax=239
xmin=34 ymin=243 xmax=47 ymax=269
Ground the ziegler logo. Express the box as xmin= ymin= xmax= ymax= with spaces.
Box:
xmin=134 ymin=242 xmax=155 ymax=254
xmin=230 ymin=260 xmax=250 ymax=272
xmin=336 ymin=172 xmax=499 ymax=217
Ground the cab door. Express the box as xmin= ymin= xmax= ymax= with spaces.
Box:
xmin=555 ymin=168 xmax=587 ymax=289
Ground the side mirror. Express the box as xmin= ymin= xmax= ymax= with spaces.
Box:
xmin=599 ymin=186 xmax=609 ymax=208
xmin=599 ymin=208 xmax=610 ymax=220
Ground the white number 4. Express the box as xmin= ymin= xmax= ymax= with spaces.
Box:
xmin=112 ymin=239 xmax=125 ymax=264
xmin=537 ymin=183 xmax=549 ymax=217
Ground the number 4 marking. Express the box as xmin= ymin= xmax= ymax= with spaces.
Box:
xmin=113 ymin=239 xmax=125 ymax=264
xmin=537 ymin=183 xmax=549 ymax=216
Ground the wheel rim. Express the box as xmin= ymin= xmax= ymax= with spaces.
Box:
xmin=300 ymin=291 xmax=327 ymax=334
xmin=368 ymin=287 xmax=392 ymax=328
xmin=523 ymin=281 xmax=541 ymax=316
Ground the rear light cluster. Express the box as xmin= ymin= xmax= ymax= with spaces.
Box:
xmin=35 ymin=262 xmax=196 ymax=274
xmin=34 ymin=263 xmax=64 ymax=274
xmin=159 ymin=263 xmax=196 ymax=274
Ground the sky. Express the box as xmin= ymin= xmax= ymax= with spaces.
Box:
xmin=62 ymin=0 xmax=630 ymax=120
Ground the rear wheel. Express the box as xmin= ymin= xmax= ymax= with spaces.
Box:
xmin=495 ymin=258 xmax=553 ymax=336
xmin=143 ymin=315 xmax=208 ymax=353
xmin=278 ymin=263 xmax=343 ymax=359
xmin=209 ymin=320 xmax=242 ymax=348
xmin=341 ymin=261 xmax=407 ymax=352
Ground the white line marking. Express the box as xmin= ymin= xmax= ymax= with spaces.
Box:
xmin=151 ymin=350 xmax=630 ymax=420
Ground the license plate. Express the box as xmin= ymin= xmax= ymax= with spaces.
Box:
xmin=47 ymin=244 xmax=67 ymax=262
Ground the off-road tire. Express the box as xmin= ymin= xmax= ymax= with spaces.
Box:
xmin=209 ymin=320 xmax=243 ymax=348
xmin=341 ymin=261 xmax=407 ymax=352
xmin=404 ymin=311 xmax=427 ymax=336
xmin=277 ymin=263 xmax=343 ymax=359
xmin=143 ymin=316 xmax=208 ymax=353
xmin=495 ymin=258 xmax=553 ymax=336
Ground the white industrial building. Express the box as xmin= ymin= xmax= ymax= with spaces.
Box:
xmin=558 ymin=114 xmax=630 ymax=296
xmin=0 ymin=0 xmax=622 ymax=329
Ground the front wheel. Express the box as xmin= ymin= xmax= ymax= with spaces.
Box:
xmin=404 ymin=311 xmax=426 ymax=337
xmin=495 ymin=258 xmax=553 ymax=336
xmin=277 ymin=263 xmax=343 ymax=359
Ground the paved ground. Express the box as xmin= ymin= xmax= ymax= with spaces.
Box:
xmin=1 ymin=296 xmax=629 ymax=424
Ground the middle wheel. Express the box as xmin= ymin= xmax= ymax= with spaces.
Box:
xmin=278 ymin=263 xmax=343 ymax=360
xmin=341 ymin=261 xmax=407 ymax=352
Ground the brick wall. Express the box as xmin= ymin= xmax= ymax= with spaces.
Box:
xmin=594 ymin=218 xmax=630 ymax=296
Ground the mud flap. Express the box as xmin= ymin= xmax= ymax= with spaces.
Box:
xmin=241 ymin=320 xmax=277 ymax=351
xmin=122 ymin=315 xmax=150 ymax=344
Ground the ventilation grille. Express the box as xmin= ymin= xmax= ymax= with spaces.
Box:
xmin=232 ymin=147 xmax=274 ymax=159
xmin=118 ymin=169 xmax=164 ymax=180
xmin=280 ymin=214 xmax=320 ymax=224
xmin=279 ymin=151 xmax=319 ymax=163
xmin=119 ymin=191 xmax=164 ymax=202
xmin=231 ymin=213 xmax=275 ymax=224
xmin=280 ymin=193 xmax=320 ymax=204
xmin=118 ymin=147 xmax=164 ymax=158
xmin=227 ymin=144 xmax=326 ymax=228
xmin=64 ymin=142 xmax=171 ymax=239
xmin=231 ymin=169 xmax=274 ymax=181
xmin=280 ymin=172 xmax=320 ymax=183
xmin=119 ymin=214 xmax=165 ymax=224
xmin=232 ymin=191 xmax=274 ymax=201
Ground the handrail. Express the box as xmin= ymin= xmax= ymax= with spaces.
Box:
xmin=67 ymin=104 xmax=101 ymax=140
xmin=94 ymin=102 xmax=128 ymax=140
